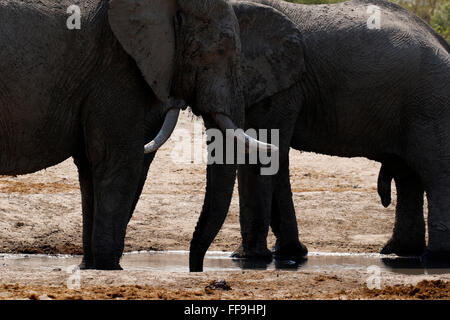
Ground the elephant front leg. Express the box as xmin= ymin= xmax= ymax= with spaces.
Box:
xmin=73 ymin=154 xmax=95 ymax=270
xmin=90 ymin=156 xmax=143 ymax=270
xmin=75 ymin=151 xmax=154 ymax=270
xmin=83 ymin=111 xmax=145 ymax=269
xmin=381 ymin=173 xmax=425 ymax=256
xmin=233 ymin=164 xmax=273 ymax=260
xmin=270 ymin=157 xmax=308 ymax=260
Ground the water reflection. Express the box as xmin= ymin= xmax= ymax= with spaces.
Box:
xmin=231 ymin=257 xmax=272 ymax=270
xmin=274 ymin=258 xmax=308 ymax=270
xmin=231 ymin=256 xmax=308 ymax=270
xmin=381 ymin=256 xmax=450 ymax=275
xmin=1 ymin=251 xmax=450 ymax=275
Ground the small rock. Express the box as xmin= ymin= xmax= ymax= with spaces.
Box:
xmin=205 ymin=280 xmax=232 ymax=293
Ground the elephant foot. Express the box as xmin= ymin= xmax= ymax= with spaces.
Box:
xmin=79 ymin=260 xmax=94 ymax=270
xmin=91 ymin=256 xmax=123 ymax=270
xmin=231 ymin=244 xmax=273 ymax=261
xmin=380 ymin=237 xmax=425 ymax=256
xmin=273 ymin=241 xmax=308 ymax=261
xmin=80 ymin=255 xmax=123 ymax=270
xmin=231 ymin=245 xmax=272 ymax=270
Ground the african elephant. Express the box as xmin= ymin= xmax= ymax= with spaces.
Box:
xmin=189 ymin=0 xmax=450 ymax=271
xmin=0 ymin=0 xmax=271 ymax=270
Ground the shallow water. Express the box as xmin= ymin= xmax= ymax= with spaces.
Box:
xmin=1 ymin=251 xmax=450 ymax=275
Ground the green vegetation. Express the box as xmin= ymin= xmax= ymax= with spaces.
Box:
xmin=284 ymin=0 xmax=450 ymax=42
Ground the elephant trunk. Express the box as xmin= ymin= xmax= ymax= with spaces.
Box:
xmin=188 ymin=65 xmax=279 ymax=271
xmin=188 ymin=109 xmax=278 ymax=272
xmin=189 ymin=162 xmax=237 ymax=272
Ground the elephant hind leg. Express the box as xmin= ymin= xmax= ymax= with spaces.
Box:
xmin=422 ymin=172 xmax=450 ymax=260
xmin=380 ymin=159 xmax=425 ymax=256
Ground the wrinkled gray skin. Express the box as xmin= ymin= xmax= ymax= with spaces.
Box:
xmin=190 ymin=0 xmax=450 ymax=270
xmin=0 ymin=0 xmax=248 ymax=270
xmin=376 ymin=161 xmax=426 ymax=255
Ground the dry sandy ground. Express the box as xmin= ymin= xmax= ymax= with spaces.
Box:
xmin=1 ymin=110 xmax=449 ymax=300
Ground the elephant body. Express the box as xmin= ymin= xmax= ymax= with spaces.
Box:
xmin=239 ymin=0 xmax=449 ymax=259
xmin=0 ymin=0 xmax=165 ymax=269
xmin=190 ymin=0 xmax=450 ymax=269
xmin=1 ymin=0 xmax=118 ymax=174
xmin=1 ymin=0 xmax=264 ymax=270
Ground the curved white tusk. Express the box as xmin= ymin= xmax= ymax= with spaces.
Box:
xmin=144 ymin=108 xmax=181 ymax=154
xmin=212 ymin=113 xmax=279 ymax=153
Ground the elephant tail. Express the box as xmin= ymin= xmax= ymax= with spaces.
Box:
xmin=378 ymin=163 xmax=393 ymax=208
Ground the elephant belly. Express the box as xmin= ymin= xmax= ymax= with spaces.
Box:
xmin=290 ymin=112 xmax=400 ymax=161
xmin=0 ymin=134 xmax=75 ymax=176
xmin=0 ymin=151 xmax=72 ymax=176
xmin=0 ymin=102 xmax=79 ymax=175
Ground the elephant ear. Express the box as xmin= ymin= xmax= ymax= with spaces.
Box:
xmin=108 ymin=0 xmax=176 ymax=103
xmin=233 ymin=2 xmax=305 ymax=106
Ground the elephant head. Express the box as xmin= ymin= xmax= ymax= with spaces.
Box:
xmin=108 ymin=0 xmax=275 ymax=271
xmin=108 ymin=0 xmax=268 ymax=147
xmin=184 ymin=2 xmax=306 ymax=271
